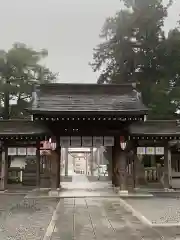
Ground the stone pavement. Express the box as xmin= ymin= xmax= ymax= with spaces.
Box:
xmin=2 ymin=175 xmax=180 ymax=239
xmin=50 ymin=197 xmax=168 ymax=240
xmin=61 ymin=173 xmax=112 ymax=189
xmin=58 ymin=174 xmax=117 ymax=198
xmin=44 ymin=175 xmax=171 ymax=239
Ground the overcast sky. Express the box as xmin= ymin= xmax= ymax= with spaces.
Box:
xmin=0 ymin=0 xmax=179 ymax=83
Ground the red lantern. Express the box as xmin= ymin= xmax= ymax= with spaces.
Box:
xmin=120 ymin=136 xmax=127 ymax=150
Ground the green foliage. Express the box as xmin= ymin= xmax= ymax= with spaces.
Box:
xmin=0 ymin=43 xmax=58 ymax=118
xmin=91 ymin=0 xmax=180 ymax=119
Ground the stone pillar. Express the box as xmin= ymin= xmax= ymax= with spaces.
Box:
xmin=36 ymin=141 xmax=40 ymax=187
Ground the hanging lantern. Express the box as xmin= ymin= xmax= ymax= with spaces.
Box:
xmin=120 ymin=136 xmax=127 ymax=150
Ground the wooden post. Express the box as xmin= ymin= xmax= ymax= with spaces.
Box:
xmin=168 ymin=148 xmax=172 ymax=188
xmin=164 ymin=143 xmax=170 ymax=189
xmin=36 ymin=140 xmax=41 ymax=187
xmin=113 ymin=136 xmax=128 ymax=192
xmin=0 ymin=151 xmax=5 ymax=190
xmin=90 ymin=147 xmax=93 ymax=176
xmin=0 ymin=145 xmax=8 ymax=191
xmin=56 ymin=138 xmax=61 ymax=189
xmin=119 ymin=150 xmax=127 ymax=191
xmin=112 ymin=138 xmax=121 ymax=187
xmin=111 ymin=145 xmax=116 ymax=186
xmin=64 ymin=148 xmax=68 ymax=176
xmin=132 ymin=143 xmax=138 ymax=188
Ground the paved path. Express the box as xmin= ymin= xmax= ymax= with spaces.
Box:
xmin=59 ymin=174 xmax=116 ymax=197
xmin=72 ymin=174 xmax=89 ymax=183
xmin=3 ymin=177 xmax=180 ymax=239
xmin=51 ymin=197 xmax=167 ymax=240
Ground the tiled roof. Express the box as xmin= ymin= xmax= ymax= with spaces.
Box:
xmin=30 ymin=83 xmax=148 ymax=114
xmin=0 ymin=120 xmax=49 ymax=136
xmin=129 ymin=120 xmax=180 ymax=135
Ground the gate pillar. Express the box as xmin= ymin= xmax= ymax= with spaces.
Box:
xmin=112 ymin=136 xmax=128 ymax=193
xmin=36 ymin=140 xmax=41 ymax=187
xmin=56 ymin=138 xmax=61 ymax=189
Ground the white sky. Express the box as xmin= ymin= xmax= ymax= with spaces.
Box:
xmin=0 ymin=0 xmax=179 ymax=83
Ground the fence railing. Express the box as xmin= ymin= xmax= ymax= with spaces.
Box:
xmin=145 ymin=167 xmax=158 ymax=182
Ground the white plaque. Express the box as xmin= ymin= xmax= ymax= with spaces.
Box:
xmin=155 ymin=147 xmax=164 ymax=155
xmin=93 ymin=136 xmax=103 ymax=147
xmin=137 ymin=147 xmax=146 ymax=155
xmin=41 ymin=141 xmax=51 ymax=150
xmin=8 ymin=148 xmax=17 ymax=156
xmin=51 ymin=142 xmax=56 ymax=150
xmin=17 ymin=148 xmax=27 ymax=156
xmin=27 ymin=147 xmax=36 ymax=156
xmin=146 ymin=147 xmax=155 ymax=155
xmin=82 ymin=136 xmax=92 ymax=147
xmin=60 ymin=137 xmax=70 ymax=147
xmin=104 ymin=136 xmax=114 ymax=146
xmin=70 ymin=137 xmax=81 ymax=147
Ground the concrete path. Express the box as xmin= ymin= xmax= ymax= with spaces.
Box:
xmin=1 ymin=180 xmax=180 ymax=239
xmin=59 ymin=174 xmax=116 ymax=198
xmin=72 ymin=174 xmax=89 ymax=183
xmin=50 ymin=197 xmax=168 ymax=240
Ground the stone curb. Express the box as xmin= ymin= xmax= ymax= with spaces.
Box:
xmin=118 ymin=198 xmax=152 ymax=226
xmin=43 ymin=200 xmax=61 ymax=240
xmin=112 ymin=187 xmax=154 ymax=198
xmin=153 ymin=223 xmax=180 ymax=227
xmin=24 ymin=195 xmax=119 ymax=199
xmin=119 ymin=193 xmax=154 ymax=198
xmin=119 ymin=198 xmax=180 ymax=228
xmin=0 ymin=192 xmax=26 ymax=195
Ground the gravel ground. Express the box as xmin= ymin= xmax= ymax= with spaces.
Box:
xmin=0 ymin=195 xmax=59 ymax=240
xmin=125 ymin=198 xmax=180 ymax=225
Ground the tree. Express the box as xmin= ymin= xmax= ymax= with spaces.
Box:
xmin=91 ymin=0 xmax=180 ymax=119
xmin=0 ymin=43 xmax=58 ymax=119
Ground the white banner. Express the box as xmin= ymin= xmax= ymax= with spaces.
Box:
xmin=155 ymin=147 xmax=164 ymax=155
xmin=27 ymin=147 xmax=36 ymax=156
xmin=137 ymin=147 xmax=146 ymax=155
xmin=60 ymin=137 xmax=70 ymax=147
xmin=82 ymin=136 xmax=92 ymax=147
xmin=8 ymin=148 xmax=17 ymax=156
xmin=70 ymin=137 xmax=81 ymax=147
xmin=93 ymin=136 xmax=103 ymax=147
xmin=104 ymin=136 xmax=114 ymax=146
xmin=17 ymin=148 xmax=27 ymax=156
xmin=146 ymin=147 xmax=155 ymax=155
